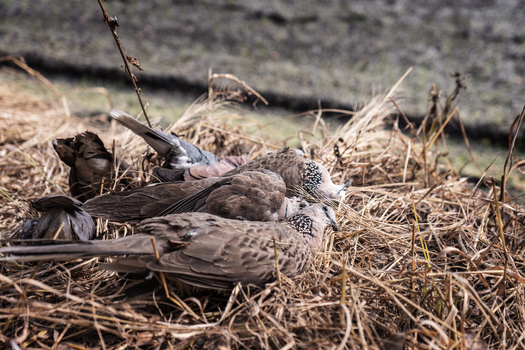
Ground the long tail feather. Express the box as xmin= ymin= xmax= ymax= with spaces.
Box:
xmin=0 ymin=235 xmax=154 ymax=262
xmin=110 ymin=110 xmax=176 ymax=156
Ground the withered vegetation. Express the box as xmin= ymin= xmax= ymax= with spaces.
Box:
xmin=1 ymin=60 xmax=524 ymax=349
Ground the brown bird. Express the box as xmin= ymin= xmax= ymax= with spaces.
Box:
xmin=20 ymin=195 xmax=95 ymax=241
xmin=222 ymin=147 xmax=350 ymax=200
xmin=110 ymin=110 xmax=250 ymax=181
xmin=53 ymin=131 xmax=129 ymax=201
xmin=83 ymin=169 xmax=307 ymax=223
xmin=1 ymin=204 xmax=338 ymax=291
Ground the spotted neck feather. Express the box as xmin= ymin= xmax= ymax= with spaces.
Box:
xmin=301 ymin=161 xmax=322 ymax=195
xmin=286 ymin=213 xmax=314 ymax=238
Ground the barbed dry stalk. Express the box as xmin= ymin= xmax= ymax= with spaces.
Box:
xmin=96 ymin=0 xmax=151 ymax=127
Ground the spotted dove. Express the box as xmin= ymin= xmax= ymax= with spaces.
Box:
xmin=1 ymin=204 xmax=338 ymax=291
xmin=83 ymin=169 xmax=307 ymax=223
xmin=110 ymin=110 xmax=250 ymax=181
xmin=222 ymin=147 xmax=349 ymax=200
xmin=21 ymin=195 xmax=95 ymax=241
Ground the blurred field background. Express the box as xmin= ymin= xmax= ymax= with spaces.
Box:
xmin=1 ymin=0 xmax=524 ymax=195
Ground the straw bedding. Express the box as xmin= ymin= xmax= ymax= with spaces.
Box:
xmin=1 ymin=64 xmax=524 ymax=349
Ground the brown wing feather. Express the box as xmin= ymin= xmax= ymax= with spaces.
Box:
xmin=205 ymin=170 xmax=286 ymax=221
xmin=83 ymin=178 xmax=220 ymax=222
xmin=137 ymin=215 xmax=312 ymax=290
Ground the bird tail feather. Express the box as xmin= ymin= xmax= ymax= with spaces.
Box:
xmin=110 ymin=110 xmax=176 ymax=156
xmin=0 ymin=235 xmax=154 ymax=262
xmin=110 ymin=110 xmax=217 ymax=168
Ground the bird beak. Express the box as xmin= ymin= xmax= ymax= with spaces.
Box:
xmin=335 ymin=179 xmax=351 ymax=200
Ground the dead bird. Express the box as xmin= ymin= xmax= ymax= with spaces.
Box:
xmin=53 ymin=131 xmax=131 ymax=201
xmin=2 ymin=204 xmax=339 ymax=291
xmin=154 ymin=147 xmax=350 ymax=201
xmin=221 ymin=147 xmax=350 ymax=200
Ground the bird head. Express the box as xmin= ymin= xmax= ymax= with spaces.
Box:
xmin=313 ymin=162 xmax=349 ymax=201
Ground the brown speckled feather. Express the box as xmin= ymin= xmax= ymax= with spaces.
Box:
xmin=1 ymin=205 xmax=338 ymax=291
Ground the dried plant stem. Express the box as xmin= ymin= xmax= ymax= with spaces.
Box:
xmin=456 ymin=109 xmax=481 ymax=172
xmin=150 ymin=238 xmax=171 ymax=300
xmin=491 ymin=180 xmax=509 ymax=296
xmin=340 ymin=259 xmax=346 ymax=304
xmin=51 ymin=222 xmax=65 ymax=240
xmin=208 ymin=70 xmax=269 ymax=106
xmin=500 ymin=105 xmax=525 ymax=204
xmin=273 ymin=236 xmax=282 ymax=289
xmin=96 ymin=0 xmax=151 ymax=127
xmin=149 ymin=238 xmax=201 ymax=320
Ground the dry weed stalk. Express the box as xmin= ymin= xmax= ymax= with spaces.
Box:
xmin=96 ymin=0 xmax=151 ymax=127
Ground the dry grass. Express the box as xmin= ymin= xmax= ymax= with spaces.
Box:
xmin=1 ymin=60 xmax=525 ymax=349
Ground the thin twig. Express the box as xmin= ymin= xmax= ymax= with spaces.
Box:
xmin=272 ymin=236 xmax=282 ymax=289
xmin=96 ymin=0 xmax=151 ymax=127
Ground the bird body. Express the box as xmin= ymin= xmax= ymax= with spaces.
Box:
xmin=21 ymin=195 xmax=95 ymax=241
xmin=83 ymin=177 xmax=219 ymax=222
xmin=53 ymin=131 xmax=128 ymax=201
xmin=84 ymin=170 xmax=306 ymax=223
xmin=109 ymin=110 xmax=348 ymax=200
xmin=2 ymin=205 xmax=338 ymax=290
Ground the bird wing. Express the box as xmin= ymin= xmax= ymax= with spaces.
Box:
xmin=159 ymin=170 xmax=287 ymax=221
xmin=32 ymin=195 xmax=83 ymax=212
xmin=157 ymin=178 xmax=230 ymax=216
xmin=83 ymin=178 xmax=220 ymax=222
xmin=204 ymin=170 xmax=287 ymax=221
